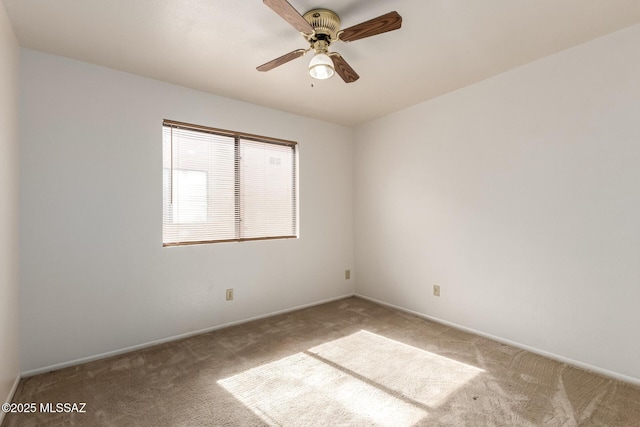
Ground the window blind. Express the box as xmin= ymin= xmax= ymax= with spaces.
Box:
xmin=162 ymin=120 xmax=297 ymax=246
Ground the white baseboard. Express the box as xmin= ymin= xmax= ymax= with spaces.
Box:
xmin=22 ymin=293 xmax=355 ymax=378
xmin=0 ymin=373 xmax=21 ymax=425
xmin=355 ymin=293 xmax=640 ymax=387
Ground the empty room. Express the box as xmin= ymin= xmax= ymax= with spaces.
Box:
xmin=1 ymin=0 xmax=640 ymax=425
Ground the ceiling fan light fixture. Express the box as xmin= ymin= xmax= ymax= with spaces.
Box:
xmin=259 ymin=2 xmax=401 ymax=83
xmin=309 ymin=52 xmax=334 ymax=80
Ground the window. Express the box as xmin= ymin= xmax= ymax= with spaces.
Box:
xmin=162 ymin=120 xmax=297 ymax=246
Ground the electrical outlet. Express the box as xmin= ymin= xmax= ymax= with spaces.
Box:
xmin=433 ymin=284 xmax=441 ymax=297
xmin=345 ymin=269 xmax=351 ymax=280
xmin=226 ymin=288 xmax=234 ymax=301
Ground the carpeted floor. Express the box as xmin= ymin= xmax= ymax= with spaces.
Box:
xmin=3 ymin=297 xmax=640 ymax=426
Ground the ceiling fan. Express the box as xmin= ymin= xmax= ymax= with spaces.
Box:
xmin=257 ymin=0 xmax=402 ymax=83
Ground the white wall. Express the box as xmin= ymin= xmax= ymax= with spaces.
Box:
xmin=19 ymin=50 xmax=354 ymax=373
xmin=354 ymin=24 xmax=640 ymax=381
xmin=0 ymin=0 xmax=20 ymax=408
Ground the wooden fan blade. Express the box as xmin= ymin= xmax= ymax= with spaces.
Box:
xmin=263 ymin=0 xmax=314 ymax=35
xmin=330 ymin=53 xmax=359 ymax=83
xmin=339 ymin=11 xmax=402 ymax=42
xmin=257 ymin=49 xmax=307 ymax=72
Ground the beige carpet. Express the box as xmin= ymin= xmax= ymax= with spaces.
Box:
xmin=3 ymin=297 xmax=640 ymax=426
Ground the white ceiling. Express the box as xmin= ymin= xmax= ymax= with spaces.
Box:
xmin=4 ymin=0 xmax=640 ymax=126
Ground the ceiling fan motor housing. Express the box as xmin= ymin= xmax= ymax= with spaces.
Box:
xmin=303 ymin=9 xmax=341 ymax=44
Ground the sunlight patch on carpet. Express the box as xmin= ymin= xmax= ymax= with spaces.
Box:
xmin=218 ymin=330 xmax=483 ymax=426
xmin=309 ymin=330 xmax=484 ymax=407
